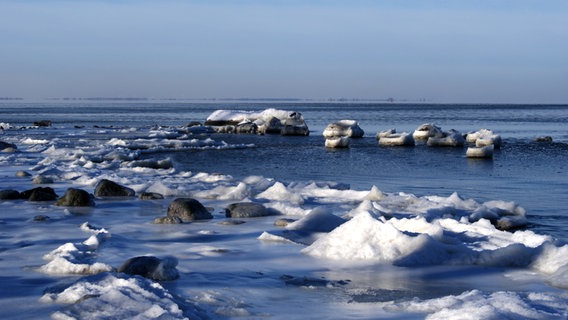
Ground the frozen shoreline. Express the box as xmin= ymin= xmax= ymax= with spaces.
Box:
xmin=1 ymin=108 xmax=568 ymax=319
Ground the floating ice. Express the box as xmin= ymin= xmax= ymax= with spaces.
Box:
xmin=322 ymin=120 xmax=364 ymax=138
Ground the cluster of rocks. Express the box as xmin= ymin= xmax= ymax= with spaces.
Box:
xmin=1 ymin=171 xmax=277 ymax=226
xmin=374 ymin=124 xmax=503 ymax=159
xmin=152 ymin=199 xmax=275 ymax=224
xmin=204 ymin=109 xmax=310 ymax=136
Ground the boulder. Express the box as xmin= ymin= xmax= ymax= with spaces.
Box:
xmin=21 ymin=187 xmax=58 ymax=201
xmin=235 ymin=121 xmax=258 ymax=134
xmin=0 ymin=189 xmax=21 ymax=200
xmin=274 ymin=218 xmax=296 ymax=227
xmin=94 ymin=179 xmax=135 ymax=197
xmin=55 ymin=188 xmax=95 ymax=207
xmin=322 ymin=120 xmax=364 ymax=138
xmin=33 ymin=120 xmax=52 ymax=127
xmin=139 ymin=192 xmax=164 ymax=200
xmin=534 ymin=136 xmax=553 ymax=143
xmin=325 ymin=137 xmax=350 ymax=148
xmin=167 ymin=198 xmax=212 ymax=221
xmin=185 ymin=121 xmax=202 ymax=127
xmin=426 ymin=129 xmax=465 ymax=147
xmin=259 ymin=117 xmax=283 ymax=134
xmin=225 ymin=202 xmax=271 ymax=218
xmin=117 ymin=256 xmax=179 ymax=281
xmin=15 ymin=170 xmax=31 ymax=177
xmin=413 ymin=123 xmax=444 ymax=141
xmin=32 ymin=215 xmax=50 ymax=222
xmin=32 ymin=175 xmax=54 ymax=184
xmin=0 ymin=141 xmax=17 ymax=151
xmin=153 ymin=216 xmax=183 ymax=224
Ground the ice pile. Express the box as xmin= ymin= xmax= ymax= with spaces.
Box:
xmin=377 ymin=289 xmax=568 ymax=319
xmin=40 ymin=272 xmax=202 ymax=320
xmin=205 ymin=108 xmax=309 ymax=135
xmin=39 ymin=222 xmax=112 ymax=275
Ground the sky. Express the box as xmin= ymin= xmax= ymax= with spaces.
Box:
xmin=1 ymin=0 xmax=567 ymax=103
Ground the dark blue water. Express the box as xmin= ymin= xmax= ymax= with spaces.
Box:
xmin=2 ymin=102 xmax=568 ymax=240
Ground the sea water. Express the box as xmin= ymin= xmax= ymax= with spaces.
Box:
xmin=1 ymin=102 xmax=567 ymax=319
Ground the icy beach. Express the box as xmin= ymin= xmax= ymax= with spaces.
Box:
xmin=1 ymin=102 xmax=568 ymax=319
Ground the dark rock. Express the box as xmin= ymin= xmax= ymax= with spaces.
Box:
xmin=32 ymin=175 xmax=54 ymax=184
xmin=281 ymin=125 xmax=309 ymax=136
xmin=235 ymin=122 xmax=258 ymax=134
xmin=21 ymin=187 xmax=58 ymax=201
xmin=274 ymin=218 xmax=296 ymax=227
xmin=139 ymin=192 xmax=164 ymax=200
xmin=33 ymin=120 xmax=52 ymax=127
xmin=262 ymin=117 xmax=283 ymax=134
xmin=94 ymin=179 xmax=135 ymax=197
xmin=0 ymin=141 xmax=17 ymax=151
xmin=33 ymin=215 xmax=50 ymax=222
xmin=55 ymin=188 xmax=95 ymax=207
xmin=225 ymin=202 xmax=271 ymax=218
xmin=534 ymin=136 xmax=553 ymax=143
xmin=117 ymin=256 xmax=179 ymax=281
xmin=185 ymin=121 xmax=202 ymax=127
xmin=218 ymin=219 xmax=246 ymax=226
xmin=152 ymin=216 xmax=183 ymax=224
xmin=15 ymin=170 xmax=31 ymax=177
xmin=167 ymin=198 xmax=212 ymax=221
xmin=0 ymin=189 xmax=21 ymax=200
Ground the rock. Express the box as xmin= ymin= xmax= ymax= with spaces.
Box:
xmin=21 ymin=187 xmax=58 ymax=201
xmin=426 ymin=129 xmax=465 ymax=147
xmin=218 ymin=219 xmax=246 ymax=226
xmin=185 ymin=121 xmax=202 ymax=127
xmin=322 ymin=120 xmax=364 ymax=138
xmin=167 ymin=198 xmax=213 ymax=221
xmin=0 ymin=141 xmax=17 ymax=151
xmin=15 ymin=170 xmax=31 ymax=177
xmin=378 ymin=133 xmax=415 ymax=147
xmin=33 ymin=120 xmax=52 ymax=127
xmin=32 ymin=175 xmax=54 ymax=184
xmin=139 ymin=192 xmax=164 ymax=200
xmin=0 ymin=189 xmax=21 ymax=200
xmin=153 ymin=216 xmax=184 ymax=224
xmin=274 ymin=218 xmax=296 ymax=227
xmin=281 ymin=124 xmax=309 ymax=136
xmin=33 ymin=215 xmax=50 ymax=222
xmin=235 ymin=121 xmax=258 ymax=134
xmin=117 ymin=256 xmax=179 ymax=281
xmin=94 ymin=179 xmax=135 ymax=197
xmin=325 ymin=137 xmax=350 ymax=148
xmin=534 ymin=136 xmax=553 ymax=143
xmin=225 ymin=202 xmax=271 ymax=218
xmin=413 ymin=123 xmax=444 ymax=141
xmin=260 ymin=117 xmax=283 ymax=134
xmin=55 ymin=188 xmax=95 ymax=207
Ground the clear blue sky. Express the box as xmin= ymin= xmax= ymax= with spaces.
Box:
xmin=1 ymin=0 xmax=567 ymax=103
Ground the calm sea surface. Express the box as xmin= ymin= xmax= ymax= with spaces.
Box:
xmin=1 ymin=102 xmax=567 ymax=240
